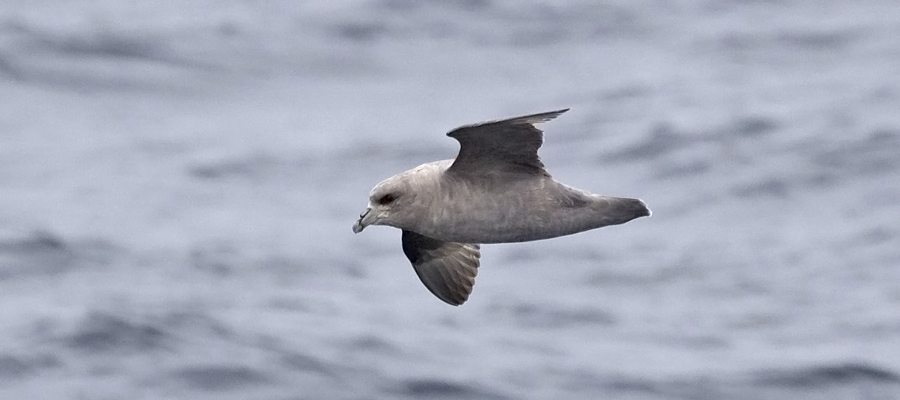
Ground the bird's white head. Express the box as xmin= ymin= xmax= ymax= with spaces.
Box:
xmin=352 ymin=175 xmax=410 ymax=233
xmin=352 ymin=161 xmax=447 ymax=234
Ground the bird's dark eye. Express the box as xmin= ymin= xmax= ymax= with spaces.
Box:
xmin=378 ymin=194 xmax=396 ymax=205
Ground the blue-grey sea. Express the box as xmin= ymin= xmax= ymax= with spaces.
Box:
xmin=2 ymin=1 xmax=899 ymax=399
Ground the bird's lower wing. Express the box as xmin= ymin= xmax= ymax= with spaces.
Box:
xmin=401 ymin=230 xmax=480 ymax=306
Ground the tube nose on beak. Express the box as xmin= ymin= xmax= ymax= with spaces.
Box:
xmin=352 ymin=208 xmax=372 ymax=234
xmin=352 ymin=219 xmax=365 ymax=234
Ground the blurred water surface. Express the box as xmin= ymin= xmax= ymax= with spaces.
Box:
xmin=1 ymin=1 xmax=899 ymax=399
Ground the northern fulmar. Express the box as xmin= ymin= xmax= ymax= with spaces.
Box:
xmin=353 ymin=109 xmax=650 ymax=306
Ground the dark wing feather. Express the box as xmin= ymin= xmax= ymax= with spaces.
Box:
xmin=446 ymin=109 xmax=569 ymax=178
xmin=401 ymin=230 xmax=480 ymax=306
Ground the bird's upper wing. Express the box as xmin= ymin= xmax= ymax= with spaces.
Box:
xmin=445 ymin=109 xmax=569 ymax=178
xmin=401 ymin=230 xmax=480 ymax=306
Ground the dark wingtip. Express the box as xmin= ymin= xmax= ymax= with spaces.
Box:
xmin=516 ymin=108 xmax=570 ymax=124
xmin=447 ymin=299 xmax=464 ymax=306
xmin=446 ymin=108 xmax=571 ymax=136
xmin=426 ymin=287 xmax=468 ymax=306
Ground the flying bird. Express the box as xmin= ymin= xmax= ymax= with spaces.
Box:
xmin=353 ymin=109 xmax=650 ymax=306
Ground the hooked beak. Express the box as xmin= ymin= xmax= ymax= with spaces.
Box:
xmin=352 ymin=208 xmax=376 ymax=234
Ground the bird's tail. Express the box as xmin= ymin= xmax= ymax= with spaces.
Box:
xmin=592 ymin=196 xmax=651 ymax=227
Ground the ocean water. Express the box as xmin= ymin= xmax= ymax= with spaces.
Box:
xmin=1 ymin=0 xmax=899 ymax=399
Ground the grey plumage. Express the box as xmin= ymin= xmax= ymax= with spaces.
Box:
xmin=401 ymin=230 xmax=480 ymax=305
xmin=353 ymin=108 xmax=650 ymax=306
xmin=446 ymin=109 xmax=566 ymax=177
